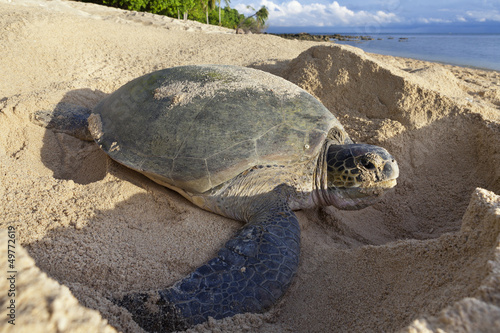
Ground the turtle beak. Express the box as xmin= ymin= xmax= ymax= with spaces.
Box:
xmin=380 ymin=157 xmax=399 ymax=187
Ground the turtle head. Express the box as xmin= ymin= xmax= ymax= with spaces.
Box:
xmin=323 ymin=143 xmax=399 ymax=210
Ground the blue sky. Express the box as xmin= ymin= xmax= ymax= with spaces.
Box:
xmin=233 ymin=0 xmax=500 ymax=33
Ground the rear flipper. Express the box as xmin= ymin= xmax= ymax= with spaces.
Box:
xmin=115 ymin=198 xmax=300 ymax=332
xmin=32 ymin=103 xmax=93 ymax=141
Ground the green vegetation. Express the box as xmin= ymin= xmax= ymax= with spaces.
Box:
xmin=79 ymin=0 xmax=268 ymax=31
xmin=237 ymin=5 xmax=269 ymax=33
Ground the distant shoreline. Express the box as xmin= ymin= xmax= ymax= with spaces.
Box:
xmin=269 ymin=32 xmax=413 ymax=43
xmin=267 ymin=32 xmax=376 ymax=42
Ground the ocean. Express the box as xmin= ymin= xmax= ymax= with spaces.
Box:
xmin=268 ymin=30 xmax=500 ymax=71
xmin=331 ymin=33 xmax=500 ymax=71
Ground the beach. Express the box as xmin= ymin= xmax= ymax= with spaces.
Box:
xmin=1 ymin=0 xmax=500 ymax=332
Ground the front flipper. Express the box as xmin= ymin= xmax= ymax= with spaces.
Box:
xmin=115 ymin=198 xmax=300 ymax=332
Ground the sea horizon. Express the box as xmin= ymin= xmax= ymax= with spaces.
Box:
xmin=265 ymin=28 xmax=500 ymax=71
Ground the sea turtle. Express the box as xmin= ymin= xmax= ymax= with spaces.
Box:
xmin=39 ymin=65 xmax=399 ymax=332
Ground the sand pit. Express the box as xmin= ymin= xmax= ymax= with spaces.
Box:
xmin=1 ymin=1 xmax=500 ymax=332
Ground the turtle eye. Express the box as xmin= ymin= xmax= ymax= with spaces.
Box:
xmin=360 ymin=156 xmax=376 ymax=170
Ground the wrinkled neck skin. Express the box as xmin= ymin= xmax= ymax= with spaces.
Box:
xmin=310 ymin=141 xmax=360 ymax=210
xmin=192 ymin=151 xmax=330 ymax=223
xmin=189 ymin=162 xmax=316 ymax=223
xmin=311 ymin=141 xmax=335 ymax=208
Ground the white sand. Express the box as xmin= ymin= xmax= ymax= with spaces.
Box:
xmin=1 ymin=1 xmax=500 ymax=332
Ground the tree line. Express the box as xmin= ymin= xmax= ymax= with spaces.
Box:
xmin=79 ymin=0 xmax=269 ymax=32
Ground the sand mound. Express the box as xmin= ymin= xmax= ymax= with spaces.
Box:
xmin=1 ymin=1 xmax=500 ymax=332
xmin=0 ymin=233 xmax=117 ymax=332
xmin=283 ymin=45 xmax=500 ymax=242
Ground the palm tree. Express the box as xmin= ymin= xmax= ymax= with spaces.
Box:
xmin=217 ymin=0 xmax=231 ymax=26
xmin=201 ymin=0 xmax=216 ymax=24
xmin=255 ymin=6 xmax=269 ymax=27
xmin=168 ymin=0 xmax=181 ymax=19
xmin=237 ymin=6 xmax=269 ymax=32
xmin=179 ymin=0 xmax=196 ymax=21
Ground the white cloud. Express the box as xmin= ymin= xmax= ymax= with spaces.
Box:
xmin=417 ymin=17 xmax=452 ymax=24
xmin=466 ymin=10 xmax=500 ymax=22
xmin=286 ymin=0 xmax=303 ymax=14
xmin=235 ymin=0 xmax=400 ymax=27
xmin=414 ymin=9 xmax=500 ymax=25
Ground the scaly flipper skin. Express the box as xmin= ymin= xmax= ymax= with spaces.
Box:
xmin=116 ymin=192 xmax=300 ymax=332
